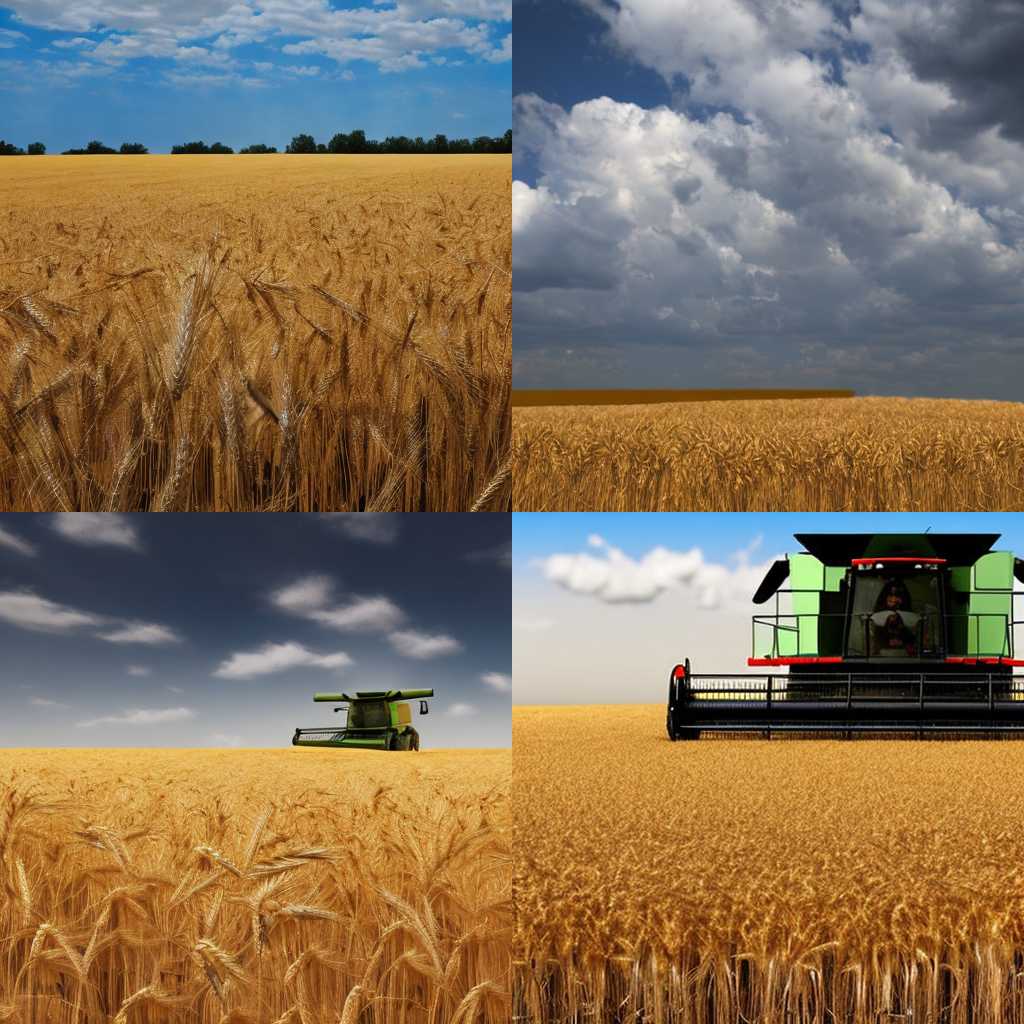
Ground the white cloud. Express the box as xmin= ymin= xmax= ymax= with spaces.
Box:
xmin=166 ymin=685 xmax=184 ymax=694
xmin=51 ymin=513 xmax=141 ymax=550
xmin=271 ymin=575 xmax=405 ymax=631
xmin=0 ymin=0 xmax=509 ymax=74
xmin=0 ymin=525 xmax=36 ymax=557
xmin=322 ymin=513 xmax=400 ymax=544
xmin=311 ymin=597 xmax=405 ymax=632
xmin=0 ymin=591 xmax=102 ymax=633
xmin=447 ymin=702 xmax=478 ymax=716
xmin=0 ymin=27 xmax=28 ymax=47
xmin=30 ymin=697 xmax=69 ymax=708
xmin=51 ymin=35 xmax=93 ymax=48
xmin=126 ymin=665 xmax=151 ymax=677
xmin=214 ymin=641 xmax=353 ymax=679
xmin=388 ymin=629 xmax=462 ymax=659
xmin=481 ymin=671 xmax=511 ymax=692
xmin=77 ymin=707 xmax=195 ymax=727
xmin=97 ymin=622 xmax=182 ymax=645
xmin=483 ymin=30 xmax=510 ymax=62
xmin=271 ymin=575 xmax=335 ymax=613
xmin=537 ymin=535 xmax=777 ymax=610
xmin=208 ymin=732 xmax=242 ymax=747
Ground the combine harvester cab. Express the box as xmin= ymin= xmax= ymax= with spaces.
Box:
xmin=293 ymin=690 xmax=433 ymax=750
xmin=667 ymin=533 xmax=1024 ymax=739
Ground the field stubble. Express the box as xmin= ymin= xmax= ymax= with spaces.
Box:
xmin=0 ymin=747 xmax=510 ymax=1023
xmin=513 ymin=396 xmax=1024 ymax=510
xmin=0 ymin=155 xmax=511 ymax=510
xmin=514 ymin=705 xmax=1024 ymax=1023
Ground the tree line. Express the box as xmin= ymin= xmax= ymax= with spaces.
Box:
xmin=0 ymin=130 xmax=512 ymax=156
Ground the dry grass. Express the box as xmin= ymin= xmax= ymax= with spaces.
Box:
xmin=513 ymin=396 xmax=1024 ymax=510
xmin=0 ymin=746 xmax=510 ymax=1023
xmin=511 ymin=389 xmax=854 ymax=408
xmin=0 ymin=155 xmax=511 ymax=510
xmin=514 ymin=704 xmax=1024 ymax=1024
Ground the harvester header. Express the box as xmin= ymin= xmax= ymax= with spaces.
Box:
xmin=667 ymin=532 xmax=1024 ymax=738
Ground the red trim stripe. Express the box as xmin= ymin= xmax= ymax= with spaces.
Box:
xmin=748 ymin=656 xmax=845 ymax=666
xmin=946 ymin=656 xmax=1024 ymax=666
xmin=851 ymin=557 xmax=946 ymax=565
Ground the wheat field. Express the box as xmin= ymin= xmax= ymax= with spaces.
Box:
xmin=513 ymin=396 xmax=1024 ymax=510
xmin=514 ymin=705 xmax=1024 ymax=1024
xmin=0 ymin=155 xmax=510 ymax=511
xmin=0 ymin=746 xmax=510 ymax=1023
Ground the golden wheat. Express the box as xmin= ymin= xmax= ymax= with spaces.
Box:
xmin=514 ymin=704 xmax=1024 ymax=1024
xmin=513 ymin=396 xmax=1024 ymax=510
xmin=0 ymin=155 xmax=511 ymax=511
xmin=0 ymin=746 xmax=510 ymax=1023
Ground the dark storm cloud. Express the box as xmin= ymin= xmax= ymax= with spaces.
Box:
xmin=870 ymin=0 xmax=1024 ymax=147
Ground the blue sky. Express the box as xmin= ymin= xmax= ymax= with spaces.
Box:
xmin=0 ymin=513 xmax=511 ymax=747
xmin=513 ymin=513 xmax=1024 ymax=703
xmin=513 ymin=0 xmax=1024 ymax=395
xmin=0 ymin=1 xmax=511 ymax=152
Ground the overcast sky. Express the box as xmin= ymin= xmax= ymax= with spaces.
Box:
xmin=0 ymin=514 xmax=511 ymax=748
xmin=513 ymin=512 xmax=1024 ymax=704
xmin=513 ymin=0 xmax=1024 ymax=396
xmin=0 ymin=1 xmax=510 ymax=152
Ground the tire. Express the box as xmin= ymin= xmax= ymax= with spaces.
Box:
xmin=409 ymin=728 xmax=420 ymax=751
xmin=388 ymin=733 xmax=403 ymax=751
xmin=666 ymin=711 xmax=678 ymax=741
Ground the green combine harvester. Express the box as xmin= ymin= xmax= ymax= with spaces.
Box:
xmin=667 ymin=533 xmax=1024 ymax=738
xmin=293 ymin=689 xmax=433 ymax=750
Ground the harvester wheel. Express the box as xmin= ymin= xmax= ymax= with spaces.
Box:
xmin=666 ymin=712 xmax=678 ymax=741
xmin=409 ymin=728 xmax=420 ymax=751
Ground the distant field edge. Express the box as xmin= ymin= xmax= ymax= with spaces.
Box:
xmin=512 ymin=388 xmax=856 ymax=407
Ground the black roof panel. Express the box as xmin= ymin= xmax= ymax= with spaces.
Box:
xmin=793 ymin=533 xmax=1001 ymax=566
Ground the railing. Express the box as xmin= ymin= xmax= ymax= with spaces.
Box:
xmin=752 ymin=612 xmax=1018 ymax=661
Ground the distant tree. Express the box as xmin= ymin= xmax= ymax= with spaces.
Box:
xmin=240 ymin=143 xmax=277 ymax=153
xmin=27 ymin=142 xmax=45 ymax=155
xmin=172 ymin=141 xmax=211 ymax=154
xmin=0 ymin=140 xmax=25 ymax=155
xmin=286 ymin=133 xmax=318 ymax=154
xmin=62 ymin=140 xmax=116 ymax=154
xmin=209 ymin=142 xmax=233 ymax=154
xmin=119 ymin=142 xmax=148 ymax=154
xmin=501 ymin=128 xmax=512 ymax=152
xmin=430 ymin=134 xmax=449 ymax=154
xmin=316 ymin=142 xmax=327 ymax=153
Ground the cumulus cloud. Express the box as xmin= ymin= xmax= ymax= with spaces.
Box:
xmin=270 ymin=575 xmax=405 ymax=631
xmin=51 ymin=513 xmax=141 ymax=550
xmin=77 ymin=707 xmax=195 ymax=727
xmin=447 ymin=702 xmax=478 ymax=716
xmin=322 ymin=513 xmax=400 ymax=544
xmin=126 ymin=665 xmax=151 ymax=676
xmin=481 ymin=671 xmax=511 ymax=692
xmin=0 ymin=525 xmax=36 ymax=557
xmin=0 ymin=591 xmax=102 ymax=633
xmin=513 ymin=0 xmax=1024 ymax=395
xmin=97 ymin=622 xmax=182 ymax=645
xmin=388 ymin=629 xmax=462 ymax=658
xmin=2 ymin=0 xmax=509 ymax=74
xmin=537 ymin=534 xmax=777 ymax=610
xmin=310 ymin=598 xmax=405 ymax=632
xmin=214 ymin=641 xmax=353 ymax=679
xmin=271 ymin=575 xmax=335 ymax=613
